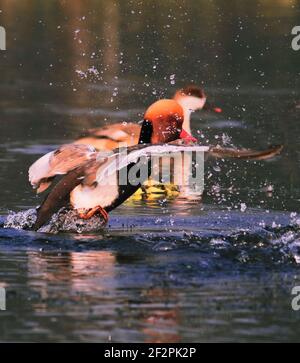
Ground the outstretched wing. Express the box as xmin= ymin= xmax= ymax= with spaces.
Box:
xmin=31 ymin=142 xmax=283 ymax=230
xmin=97 ymin=144 xmax=283 ymax=181
xmin=29 ymin=144 xmax=97 ymax=193
xmin=208 ymin=145 xmax=284 ymax=161
xmin=33 ymin=164 xmax=89 ymax=231
xmin=32 ymin=158 xmax=108 ymax=231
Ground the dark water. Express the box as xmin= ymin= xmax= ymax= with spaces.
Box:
xmin=0 ymin=0 xmax=300 ymax=342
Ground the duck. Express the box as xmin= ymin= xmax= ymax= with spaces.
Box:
xmin=29 ymin=99 xmax=194 ymax=230
xmin=29 ymin=99 xmax=283 ymax=232
xmin=74 ymin=85 xmax=222 ymax=150
xmin=74 ymin=86 xmax=222 ymax=200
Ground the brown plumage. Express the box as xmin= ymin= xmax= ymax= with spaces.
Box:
xmin=29 ymin=144 xmax=98 ymax=194
xmin=74 ymin=122 xmax=141 ymax=150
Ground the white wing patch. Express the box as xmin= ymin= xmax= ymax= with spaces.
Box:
xmin=29 ymin=151 xmax=54 ymax=188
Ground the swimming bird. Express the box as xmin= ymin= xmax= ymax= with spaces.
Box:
xmin=29 ymin=99 xmax=194 ymax=230
xmin=29 ymin=99 xmax=283 ymax=231
xmin=74 ymin=85 xmax=222 ymax=150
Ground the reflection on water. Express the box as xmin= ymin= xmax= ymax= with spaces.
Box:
xmin=1 ymin=241 xmax=300 ymax=343
xmin=0 ymin=0 xmax=300 ymax=342
xmin=25 ymin=250 xmax=182 ymax=343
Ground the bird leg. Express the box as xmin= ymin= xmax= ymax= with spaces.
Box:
xmin=78 ymin=205 xmax=109 ymax=223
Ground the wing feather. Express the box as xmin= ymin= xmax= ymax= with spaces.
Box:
xmin=96 ymin=143 xmax=283 ymax=183
xmin=29 ymin=144 xmax=97 ymax=193
xmin=208 ymin=145 xmax=283 ymax=160
xmin=88 ymin=123 xmax=140 ymax=140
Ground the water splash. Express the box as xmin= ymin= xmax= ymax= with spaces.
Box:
xmin=4 ymin=208 xmax=37 ymax=230
xmin=4 ymin=208 xmax=107 ymax=234
xmin=2 ymin=207 xmax=300 ymax=265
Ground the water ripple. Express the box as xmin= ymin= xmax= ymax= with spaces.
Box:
xmin=1 ymin=209 xmax=300 ymax=267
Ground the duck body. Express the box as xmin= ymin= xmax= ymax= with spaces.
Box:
xmin=30 ymin=99 xmax=191 ymax=230
xmin=29 ymin=143 xmax=181 ymax=231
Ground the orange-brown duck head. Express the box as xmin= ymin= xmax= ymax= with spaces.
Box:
xmin=138 ymin=99 xmax=197 ymax=145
